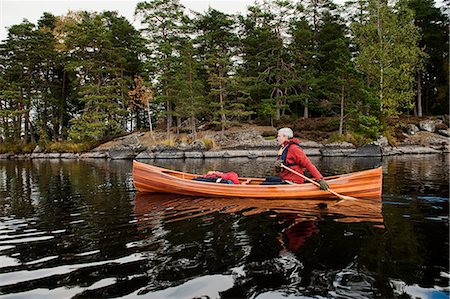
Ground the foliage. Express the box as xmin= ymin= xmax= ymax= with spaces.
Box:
xmin=352 ymin=0 xmax=425 ymax=118
xmin=0 ymin=142 xmax=35 ymax=154
xmin=350 ymin=113 xmax=382 ymax=140
xmin=43 ymin=141 xmax=99 ymax=153
xmin=0 ymin=0 xmax=447 ymax=148
xmin=328 ymin=132 xmax=370 ymax=147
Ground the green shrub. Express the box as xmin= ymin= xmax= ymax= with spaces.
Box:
xmin=327 ymin=132 xmax=369 ymax=147
xmin=44 ymin=141 xmax=98 ymax=153
xmin=0 ymin=142 xmax=36 ymax=154
xmin=201 ymin=138 xmax=216 ymax=150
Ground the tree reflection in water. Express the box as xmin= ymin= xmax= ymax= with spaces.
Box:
xmin=0 ymin=155 xmax=447 ymax=298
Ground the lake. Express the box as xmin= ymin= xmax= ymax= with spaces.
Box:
xmin=0 ymin=155 xmax=448 ymax=298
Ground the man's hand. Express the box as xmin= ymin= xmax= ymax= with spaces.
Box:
xmin=318 ymin=179 xmax=329 ymax=190
xmin=274 ymin=160 xmax=283 ymax=172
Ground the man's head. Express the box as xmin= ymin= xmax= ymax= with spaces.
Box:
xmin=277 ymin=127 xmax=293 ymax=146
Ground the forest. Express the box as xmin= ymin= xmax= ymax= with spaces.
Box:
xmin=0 ymin=0 xmax=448 ymax=152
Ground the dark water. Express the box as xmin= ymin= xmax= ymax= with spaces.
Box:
xmin=0 ymin=155 xmax=448 ymax=299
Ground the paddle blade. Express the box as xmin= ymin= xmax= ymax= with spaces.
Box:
xmin=338 ymin=195 xmax=358 ymax=201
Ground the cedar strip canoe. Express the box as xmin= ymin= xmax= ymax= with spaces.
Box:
xmin=133 ymin=160 xmax=383 ymax=200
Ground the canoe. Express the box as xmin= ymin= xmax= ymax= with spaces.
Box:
xmin=133 ymin=160 xmax=383 ymax=200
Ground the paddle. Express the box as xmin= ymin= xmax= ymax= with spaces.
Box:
xmin=281 ymin=164 xmax=357 ymax=201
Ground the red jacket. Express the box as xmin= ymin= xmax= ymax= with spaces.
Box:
xmin=277 ymin=139 xmax=323 ymax=184
xmin=203 ymin=171 xmax=240 ymax=184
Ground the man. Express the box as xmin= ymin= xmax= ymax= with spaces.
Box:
xmin=275 ymin=127 xmax=329 ymax=190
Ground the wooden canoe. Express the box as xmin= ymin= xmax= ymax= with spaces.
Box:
xmin=133 ymin=160 xmax=383 ymax=200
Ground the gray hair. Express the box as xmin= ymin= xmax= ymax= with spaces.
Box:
xmin=278 ymin=127 xmax=294 ymax=138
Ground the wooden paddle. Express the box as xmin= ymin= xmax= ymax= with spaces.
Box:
xmin=281 ymin=164 xmax=357 ymax=201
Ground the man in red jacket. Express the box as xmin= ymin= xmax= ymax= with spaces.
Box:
xmin=275 ymin=127 xmax=329 ymax=190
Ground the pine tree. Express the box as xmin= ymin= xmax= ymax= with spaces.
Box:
xmin=352 ymin=0 xmax=425 ymax=117
xmin=195 ymin=8 xmax=244 ymax=132
xmin=407 ymin=0 xmax=448 ymax=115
xmin=135 ymin=0 xmax=189 ymax=135
xmin=240 ymin=1 xmax=298 ymax=123
xmin=170 ymin=39 xmax=206 ymax=137
xmin=0 ymin=20 xmax=39 ymax=143
xmin=64 ymin=12 xmax=136 ymax=141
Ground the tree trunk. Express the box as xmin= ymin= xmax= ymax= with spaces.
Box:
xmin=339 ymin=85 xmax=345 ymax=135
xmin=275 ymin=87 xmax=283 ymax=120
xmin=303 ymin=98 xmax=309 ymax=119
xmin=417 ymin=75 xmax=422 ymax=117
xmin=59 ymin=70 xmax=66 ymax=140
xmin=166 ymin=88 xmax=172 ymax=136
xmin=146 ymin=101 xmax=154 ymax=141
xmin=377 ymin=0 xmax=384 ymax=113
xmin=220 ymin=81 xmax=226 ymax=133
xmin=190 ymin=116 xmax=197 ymax=138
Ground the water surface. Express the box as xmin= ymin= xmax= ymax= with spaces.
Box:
xmin=0 ymin=155 xmax=448 ymax=298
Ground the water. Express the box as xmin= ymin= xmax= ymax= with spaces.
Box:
xmin=0 ymin=155 xmax=448 ymax=299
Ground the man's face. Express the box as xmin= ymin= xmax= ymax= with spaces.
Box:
xmin=277 ymin=133 xmax=288 ymax=146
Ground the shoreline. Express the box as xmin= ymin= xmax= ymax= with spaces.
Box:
xmin=1 ymin=142 xmax=448 ymax=160
xmin=1 ymin=120 xmax=449 ymax=160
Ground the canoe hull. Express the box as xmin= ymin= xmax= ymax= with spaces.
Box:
xmin=132 ymin=161 xmax=382 ymax=200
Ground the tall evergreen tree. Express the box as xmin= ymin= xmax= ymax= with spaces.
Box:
xmin=64 ymin=11 xmax=137 ymax=141
xmin=289 ymin=15 xmax=318 ymax=119
xmin=0 ymin=20 xmax=40 ymax=143
xmin=407 ymin=0 xmax=448 ymax=115
xmin=195 ymin=8 xmax=245 ymax=131
xmin=352 ymin=0 xmax=425 ymax=118
xmin=34 ymin=13 xmax=68 ymax=142
xmin=240 ymin=1 xmax=298 ymax=123
xmin=135 ymin=0 xmax=189 ymax=134
xmin=170 ymin=39 xmax=206 ymax=136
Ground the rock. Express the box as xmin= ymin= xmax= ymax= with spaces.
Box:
xmin=204 ymin=151 xmax=225 ymax=158
xmin=12 ymin=154 xmax=31 ymax=160
xmin=381 ymin=146 xmax=402 ymax=156
xmin=109 ymin=149 xmax=139 ymax=159
xmin=108 ymin=135 xmax=145 ymax=159
xmin=185 ymin=151 xmax=204 ymax=159
xmin=259 ymin=139 xmax=278 ymax=147
xmin=373 ymin=136 xmax=389 ymax=147
xmin=302 ymin=148 xmax=321 ymax=156
xmin=0 ymin=152 xmax=13 ymax=159
xmin=301 ymin=141 xmax=323 ymax=148
xmin=405 ymin=124 xmax=420 ymax=135
xmin=190 ymin=140 xmax=206 ymax=151
xmin=350 ymin=144 xmax=382 ymax=157
xmin=320 ymin=142 xmax=356 ymax=157
xmin=223 ymin=150 xmax=251 ymax=158
xmin=396 ymin=145 xmax=441 ymax=154
xmin=155 ymin=151 xmax=185 ymax=159
xmin=30 ymin=153 xmax=48 ymax=159
xmin=248 ymin=149 xmax=278 ymax=158
xmin=419 ymin=119 xmax=436 ymax=132
xmin=135 ymin=151 xmax=155 ymax=159
xmin=80 ymin=152 xmax=109 ymax=159
xmin=33 ymin=145 xmax=43 ymax=153
xmin=109 ymin=145 xmax=143 ymax=159
xmin=178 ymin=142 xmax=190 ymax=150
xmin=438 ymin=129 xmax=450 ymax=137
xmin=60 ymin=153 xmax=80 ymax=159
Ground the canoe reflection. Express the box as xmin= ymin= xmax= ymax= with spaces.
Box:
xmin=134 ymin=193 xmax=383 ymax=252
xmin=134 ymin=192 xmax=384 ymax=231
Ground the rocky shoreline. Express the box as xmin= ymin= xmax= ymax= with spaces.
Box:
xmin=1 ymin=133 xmax=448 ymax=161
xmin=1 ymin=119 xmax=449 ymax=160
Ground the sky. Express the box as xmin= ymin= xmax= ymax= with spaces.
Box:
xmin=0 ymin=0 xmax=256 ymax=41
xmin=0 ymin=0 xmax=446 ymax=42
